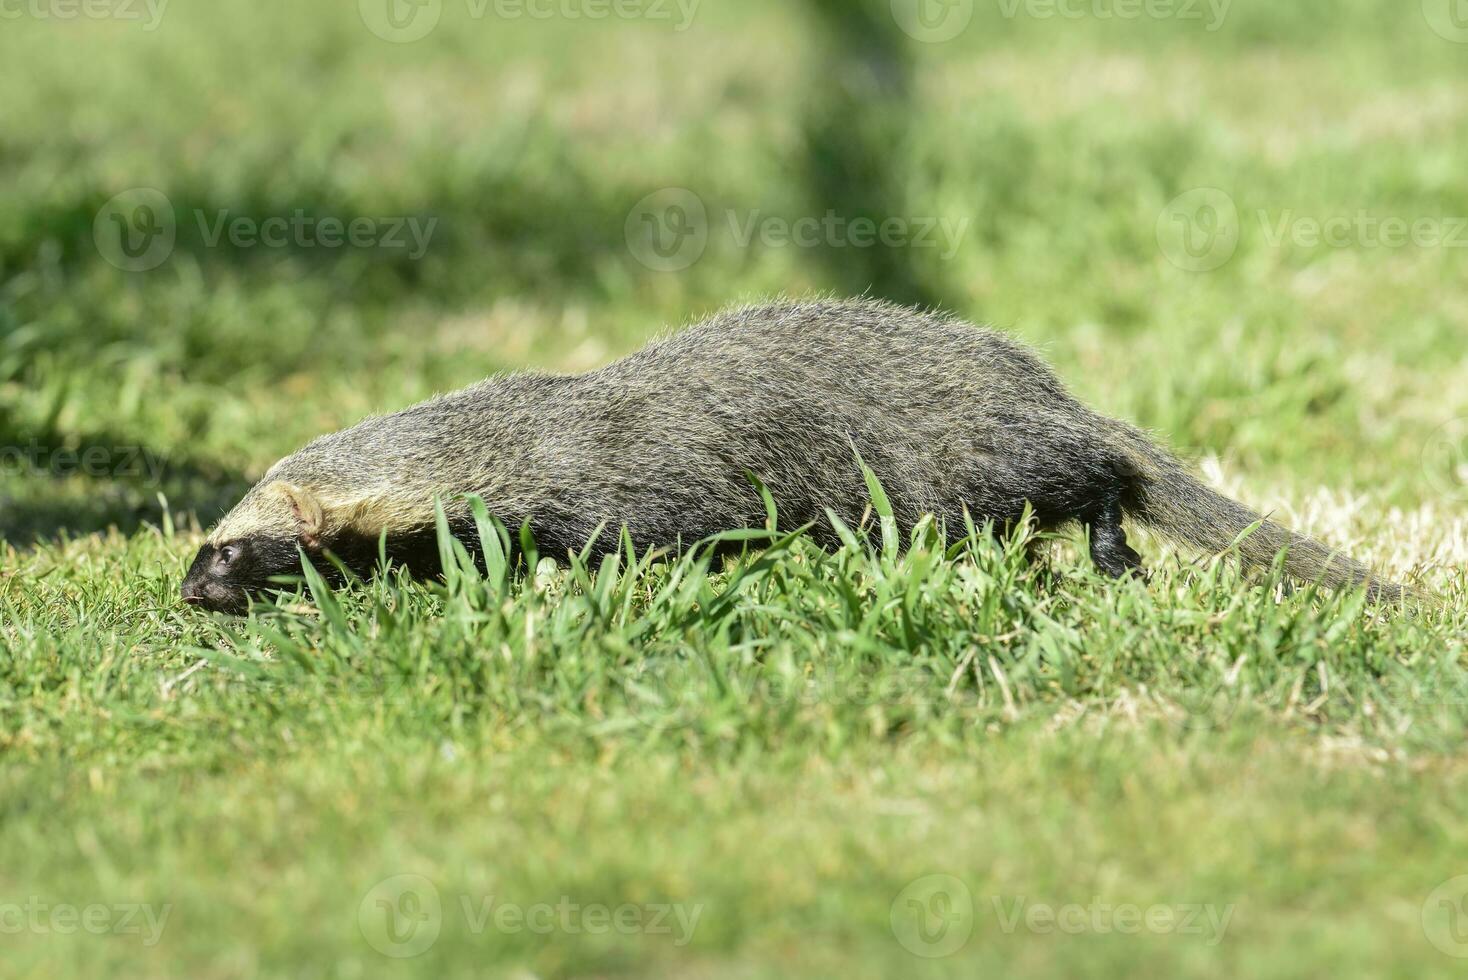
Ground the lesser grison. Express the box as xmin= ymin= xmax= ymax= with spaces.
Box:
xmin=182 ymin=299 xmax=1403 ymax=612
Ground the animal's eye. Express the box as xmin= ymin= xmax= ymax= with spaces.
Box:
xmin=216 ymin=544 xmax=240 ymax=567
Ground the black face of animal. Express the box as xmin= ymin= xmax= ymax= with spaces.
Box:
xmin=181 ymin=537 xmax=300 ymax=614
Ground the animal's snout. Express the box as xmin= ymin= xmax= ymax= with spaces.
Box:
xmin=179 ymin=570 xmax=250 ymax=615
xmin=180 ymin=569 xmax=213 ymax=608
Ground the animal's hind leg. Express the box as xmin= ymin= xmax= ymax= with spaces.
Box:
xmin=1087 ymin=499 xmax=1143 ymax=578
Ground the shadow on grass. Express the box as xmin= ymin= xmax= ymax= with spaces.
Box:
xmin=0 ymin=419 xmax=249 ymax=546
xmin=4 ymin=159 xmax=677 ymax=307
xmin=797 ymin=0 xmax=961 ymax=311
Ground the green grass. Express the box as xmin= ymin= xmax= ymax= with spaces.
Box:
xmin=2 ymin=1 xmax=1468 ymax=977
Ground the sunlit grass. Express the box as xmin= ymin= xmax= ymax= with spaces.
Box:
xmin=1 ymin=0 xmax=1467 ymax=976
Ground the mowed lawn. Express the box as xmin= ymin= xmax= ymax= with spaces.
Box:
xmin=1 ymin=1 xmax=1467 ymax=977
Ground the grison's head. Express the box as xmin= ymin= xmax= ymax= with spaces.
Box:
xmin=182 ymin=481 xmax=329 ymax=614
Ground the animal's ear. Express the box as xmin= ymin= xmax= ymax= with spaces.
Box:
xmin=269 ymin=482 xmax=326 ymax=549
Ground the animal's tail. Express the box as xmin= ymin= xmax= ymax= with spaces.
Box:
xmin=1102 ymin=419 xmax=1408 ymax=603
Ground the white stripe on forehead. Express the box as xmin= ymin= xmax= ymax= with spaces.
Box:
xmin=207 ymin=483 xmax=440 ymax=545
xmin=207 ymin=480 xmax=298 ymax=545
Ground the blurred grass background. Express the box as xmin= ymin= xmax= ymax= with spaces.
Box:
xmin=1 ymin=1 xmax=1467 ymax=977
xmin=3 ymin=0 xmax=1466 ymax=543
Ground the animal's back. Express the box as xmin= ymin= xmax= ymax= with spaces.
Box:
xmin=191 ymin=298 xmax=1409 ymax=612
xmin=272 ymin=298 xmax=1113 ymax=549
xmin=611 ymin=299 xmax=1071 ymax=418
xmin=556 ymin=299 xmax=1112 ymax=543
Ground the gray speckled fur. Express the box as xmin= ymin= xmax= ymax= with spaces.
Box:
xmin=193 ymin=298 xmax=1402 ymax=606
